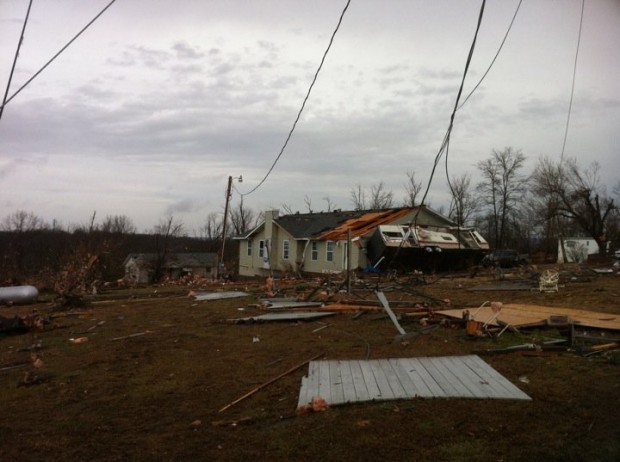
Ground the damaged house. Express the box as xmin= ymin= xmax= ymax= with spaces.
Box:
xmin=236 ymin=206 xmax=488 ymax=277
xmin=123 ymin=252 xmax=218 ymax=284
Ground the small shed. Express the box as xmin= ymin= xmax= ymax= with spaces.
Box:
xmin=123 ymin=253 xmax=218 ymax=284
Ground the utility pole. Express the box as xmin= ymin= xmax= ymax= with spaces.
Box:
xmin=218 ymin=175 xmax=242 ymax=279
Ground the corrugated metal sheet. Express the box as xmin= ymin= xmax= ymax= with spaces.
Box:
xmin=297 ymin=355 xmax=531 ymax=407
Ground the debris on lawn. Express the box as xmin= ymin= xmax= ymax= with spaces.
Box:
xmin=297 ymin=355 xmax=531 ymax=409
xmin=193 ymin=291 xmax=249 ymax=301
xmin=297 ymin=396 xmax=330 ymax=414
xmin=111 ymin=330 xmax=153 ymax=341
xmin=69 ymin=337 xmax=89 ymax=344
xmin=225 ymin=311 xmax=337 ymax=324
xmin=211 ymin=417 xmax=254 ymax=427
xmin=0 ymin=311 xmax=56 ymax=335
xmin=219 ymin=353 xmax=324 ymax=413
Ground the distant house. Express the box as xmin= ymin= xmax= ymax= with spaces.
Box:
xmin=235 ymin=206 xmax=489 ymax=277
xmin=123 ymin=253 xmax=218 ymax=284
xmin=557 ymin=238 xmax=601 ymax=263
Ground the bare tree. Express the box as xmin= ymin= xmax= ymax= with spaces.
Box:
xmin=323 ymin=196 xmax=336 ymax=212
xmin=100 ymin=215 xmax=137 ymax=234
xmin=304 ymin=195 xmax=313 ymax=213
xmin=280 ymin=203 xmax=294 ymax=215
xmin=531 ymin=157 xmax=616 ymax=255
xmin=350 ymin=184 xmax=366 ymax=210
xmin=403 ymin=171 xmax=422 ymax=207
xmin=199 ymin=212 xmax=222 ymax=240
xmin=448 ymin=173 xmax=478 ymax=226
xmin=476 ymin=148 xmax=527 ymax=248
xmin=369 ymin=181 xmax=394 ymax=209
xmin=1 ymin=210 xmax=46 ymax=231
xmin=230 ymin=198 xmax=257 ymax=236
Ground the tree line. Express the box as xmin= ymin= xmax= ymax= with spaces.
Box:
xmin=1 ymin=147 xmax=618 ymax=287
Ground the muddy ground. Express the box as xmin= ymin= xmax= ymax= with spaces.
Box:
xmin=1 ymin=263 xmax=619 ymax=462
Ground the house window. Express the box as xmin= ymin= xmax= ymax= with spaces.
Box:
xmin=259 ymin=240 xmax=265 ymax=257
xmin=311 ymin=242 xmax=318 ymax=261
xmin=283 ymin=240 xmax=290 ymax=260
xmin=326 ymin=241 xmax=335 ymax=262
xmin=247 ymin=240 xmax=253 ymax=256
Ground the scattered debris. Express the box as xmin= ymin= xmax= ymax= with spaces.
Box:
xmin=225 ymin=312 xmax=337 ymax=324
xmin=194 ymin=291 xmax=249 ymax=301
xmin=111 ymin=330 xmax=153 ymax=341
xmin=211 ymin=417 xmax=254 ymax=427
xmin=297 ymin=396 xmax=330 ymax=414
xmin=219 ymin=352 xmax=324 ymax=413
xmin=297 ymin=355 xmax=531 ymax=409
xmin=69 ymin=337 xmax=89 ymax=344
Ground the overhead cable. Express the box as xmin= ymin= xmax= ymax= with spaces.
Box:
xmin=0 ymin=0 xmax=33 ymax=121
xmin=240 ymin=0 xmax=352 ymax=197
xmin=417 ymin=0 xmax=486 ymax=211
xmin=388 ymin=0 xmax=486 ymax=269
xmin=457 ymin=0 xmax=522 ymax=111
xmin=0 ymin=0 xmax=118 ymax=112
xmin=560 ymin=0 xmax=584 ymax=161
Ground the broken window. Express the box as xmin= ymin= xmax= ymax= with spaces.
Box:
xmin=311 ymin=242 xmax=318 ymax=261
xmin=283 ymin=240 xmax=290 ymax=260
xmin=326 ymin=241 xmax=335 ymax=262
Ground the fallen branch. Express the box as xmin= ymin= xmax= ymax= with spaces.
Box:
xmin=218 ymin=352 xmax=324 ymax=413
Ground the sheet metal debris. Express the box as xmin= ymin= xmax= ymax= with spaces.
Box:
xmin=194 ymin=291 xmax=249 ymax=301
xmin=226 ymin=312 xmax=337 ymax=324
xmin=297 ymin=355 xmax=531 ymax=408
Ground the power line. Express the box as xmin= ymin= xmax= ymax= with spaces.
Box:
xmin=0 ymin=0 xmax=118 ymax=112
xmin=560 ymin=0 xmax=584 ymax=161
xmin=417 ymin=0 xmax=486 ymax=211
xmin=0 ymin=0 xmax=33 ymax=121
xmin=240 ymin=0 xmax=352 ymax=198
xmin=388 ymin=0 xmax=486 ymax=269
xmin=457 ymin=0 xmax=523 ymax=111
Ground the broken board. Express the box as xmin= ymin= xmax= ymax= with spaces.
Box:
xmin=297 ymin=355 xmax=531 ymax=408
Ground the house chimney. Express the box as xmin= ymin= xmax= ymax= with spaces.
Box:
xmin=264 ymin=210 xmax=279 ymax=240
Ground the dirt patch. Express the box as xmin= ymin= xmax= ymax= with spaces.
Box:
xmin=1 ymin=265 xmax=619 ymax=461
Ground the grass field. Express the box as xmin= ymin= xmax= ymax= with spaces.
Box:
xmin=1 ymin=265 xmax=619 ymax=461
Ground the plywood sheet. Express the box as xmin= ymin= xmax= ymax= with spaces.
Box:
xmin=297 ymin=355 xmax=530 ymax=408
xmin=437 ymin=304 xmax=620 ymax=330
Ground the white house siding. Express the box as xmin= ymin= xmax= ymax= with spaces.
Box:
xmin=557 ymin=238 xmax=600 ymax=263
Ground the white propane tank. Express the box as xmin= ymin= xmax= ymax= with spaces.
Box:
xmin=0 ymin=285 xmax=39 ymax=304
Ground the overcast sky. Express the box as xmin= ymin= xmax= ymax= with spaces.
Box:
xmin=1 ymin=0 xmax=618 ymax=233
